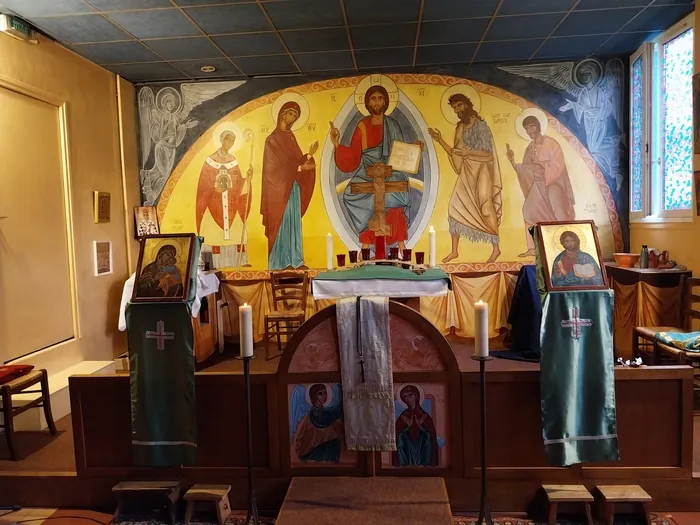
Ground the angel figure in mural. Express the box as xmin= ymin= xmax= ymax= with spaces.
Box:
xmin=499 ymin=59 xmax=624 ymax=191
xmin=289 ymin=383 xmax=344 ymax=463
xmin=138 ymin=81 xmax=246 ymax=205
xmin=261 ymin=93 xmax=318 ymax=271
xmin=428 ymin=85 xmax=502 ymax=263
xmin=505 ymin=109 xmax=575 ymax=258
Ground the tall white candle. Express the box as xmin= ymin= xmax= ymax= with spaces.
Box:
xmin=239 ymin=302 xmax=254 ymax=358
xmin=429 ymin=226 xmax=436 ymax=267
xmin=326 ymin=233 xmax=333 ymax=270
xmin=474 ymin=300 xmax=489 ymax=357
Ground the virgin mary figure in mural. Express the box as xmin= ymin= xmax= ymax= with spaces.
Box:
xmin=392 ymin=384 xmax=439 ymax=467
xmin=261 ymin=97 xmax=319 ymax=270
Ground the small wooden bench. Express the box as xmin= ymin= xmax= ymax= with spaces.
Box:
xmin=184 ymin=484 xmax=232 ymax=525
xmin=596 ymin=485 xmax=652 ymax=525
xmin=542 ymin=484 xmax=593 ymax=525
xmin=112 ymin=481 xmax=180 ymax=524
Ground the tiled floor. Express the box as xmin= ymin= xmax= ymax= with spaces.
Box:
xmin=0 ymin=508 xmax=56 ymax=525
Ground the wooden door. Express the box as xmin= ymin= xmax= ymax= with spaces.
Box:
xmin=0 ymin=86 xmax=74 ymax=362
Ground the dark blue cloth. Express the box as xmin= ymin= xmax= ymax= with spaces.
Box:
xmin=494 ymin=265 xmax=542 ymax=362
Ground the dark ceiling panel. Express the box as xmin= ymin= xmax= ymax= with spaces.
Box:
xmin=415 ymin=43 xmax=478 ymax=65
xmin=345 ymin=0 xmax=420 ymax=26
xmin=623 ymin=5 xmax=694 ymax=33
xmin=70 ymin=41 xmax=161 ymax=64
xmin=575 ymin=0 xmax=650 ymax=9
xmin=212 ymin=32 xmax=286 ymax=57
xmin=281 ymin=27 xmax=349 ymax=53
xmin=419 ymin=19 xmax=489 ymax=46
xmin=144 ymin=36 xmax=224 ymax=60
xmin=554 ymin=7 xmax=643 ymax=36
xmin=474 ymin=39 xmax=543 ymax=62
xmin=87 ymin=0 xmax=173 ymax=9
xmin=263 ymin=0 xmax=344 ymax=30
xmin=105 ymin=61 xmax=186 ymax=81
xmin=421 ymin=0 xmax=499 ymax=21
xmin=351 ymin=23 xmax=417 ymax=49
xmin=499 ymin=0 xmax=575 ymax=15
xmin=355 ymin=47 xmax=413 ymax=68
xmin=174 ymin=0 xmax=250 ymax=5
xmin=32 ymin=14 xmax=133 ymax=43
xmin=184 ymin=4 xmax=271 ymax=34
xmin=107 ymin=9 xmax=201 ymax=39
xmin=171 ymin=58 xmax=243 ymax=78
xmin=486 ymin=13 xmax=565 ymax=41
xmin=1 ymin=0 xmax=94 ymax=17
xmin=595 ymin=31 xmax=656 ymax=55
xmin=294 ymin=50 xmax=354 ymax=72
xmin=534 ymin=34 xmax=611 ymax=59
xmin=232 ymin=54 xmax=299 ymax=75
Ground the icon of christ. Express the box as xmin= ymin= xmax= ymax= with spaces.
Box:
xmin=330 ymin=84 xmax=422 ymax=255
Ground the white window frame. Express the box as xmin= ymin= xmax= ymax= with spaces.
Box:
xmin=630 ymin=12 xmax=694 ymax=223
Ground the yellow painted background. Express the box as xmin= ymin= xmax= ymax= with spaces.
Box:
xmin=161 ymin=78 xmax=615 ymax=269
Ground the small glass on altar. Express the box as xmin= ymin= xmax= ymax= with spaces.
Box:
xmin=402 ymin=249 xmax=412 ymax=263
xmin=389 ymin=247 xmax=399 ymax=260
xmin=361 ymin=248 xmax=371 ymax=261
xmin=336 ymin=253 xmax=346 ymax=267
xmin=348 ymin=250 xmax=358 ymax=264
xmin=415 ymin=251 xmax=425 ymax=265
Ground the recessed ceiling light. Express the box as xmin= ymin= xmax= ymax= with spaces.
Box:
xmin=200 ymin=65 xmax=216 ymax=73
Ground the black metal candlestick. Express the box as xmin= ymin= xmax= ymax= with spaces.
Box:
xmin=235 ymin=353 xmax=260 ymax=525
xmin=471 ymin=354 xmax=494 ymax=525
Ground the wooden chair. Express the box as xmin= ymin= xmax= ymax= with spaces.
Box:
xmin=0 ymin=369 xmax=57 ymax=460
xmin=633 ymin=276 xmax=700 ymax=365
xmin=264 ymin=271 xmax=309 ymax=361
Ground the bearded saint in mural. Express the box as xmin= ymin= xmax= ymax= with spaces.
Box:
xmin=261 ymin=101 xmax=319 ymax=270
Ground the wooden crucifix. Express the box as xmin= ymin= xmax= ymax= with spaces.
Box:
xmin=350 ymin=162 xmax=408 ymax=259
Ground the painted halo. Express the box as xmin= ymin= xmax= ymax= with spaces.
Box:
xmin=515 ymin=108 xmax=549 ymax=141
xmin=552 ymin=225 xmax=588 ymax=253
xmin=354 ymin=74 xmax=399 ymax=116
xmin=156 ymin=86 xmax=182 ymax=114
xmin=572 ymin=58 xmax=603 ymax=88
xmin=305 ymin=382 xmax=336 ymax=406
xmin=150 ymin=238 xmax=182 ymax=263
xmin=212 ymin=121 xmax=243 ymax=151
xmin=440 ymin=84 xmax=482 ymax=124
xmin=271 ymin=91 xmax=310 ymax=131
xmin=395 ymin=383 xmax=426 ymax=409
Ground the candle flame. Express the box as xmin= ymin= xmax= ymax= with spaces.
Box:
xmin=429 ymin=225 xmax=435 ymax=232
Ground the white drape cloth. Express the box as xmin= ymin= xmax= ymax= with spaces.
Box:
xmin=336 ymin=296 xmax=396 ymax=451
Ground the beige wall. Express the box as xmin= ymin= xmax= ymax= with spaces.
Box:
xmin=0 ymin=32 xmax=136 ymax=365
xmin=631 ymin=9 xmax=699 ymax=278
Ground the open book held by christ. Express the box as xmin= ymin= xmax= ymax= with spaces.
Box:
xmin=388 ymin=140 xmax=421 ymax=175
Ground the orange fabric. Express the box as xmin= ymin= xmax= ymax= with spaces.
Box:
xmin=0 ymin=365 xmax=34 ymax=385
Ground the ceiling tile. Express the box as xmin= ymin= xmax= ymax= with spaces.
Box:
xmin=104 ymin=62 xmax=185 ymax=81
xmin=174 ymin=0 xmax=250 ymax=5
xmin=355 ymin=47 xmax=413 ymax=68
xmin=281 ymin=27 xmax=350 ymax=53
xmin=69 ymin=41 xmax=161 ymax=64
xmin=419 ymin=19 xmax=489 ymax=45
xmin=345 ymin=0 xmax=420 ymax=26
xmin=422 ymin=0 xmax=498 ymax=21
xmin=351 ymin=23 xmax=417 ymax=49
xmin=86 ymin=0 xmax=173 ymax=9
xmin=535 ymin=34 xmax=611 ymax=58
xmin=474 ymin=39 xmax=543 ymax=62
xmin=107 ymin=9 xmax=201 ymax=39
xmin=184 ymin=4 xmax=271 ymax=34
xmin=653 ymin=0 xmax=693 ymax=4
xmin=294 ymin=51 xmax=354 ymax=72
xmin=170 ymin=58 xmax=243 ymax=78
xmin=415 ymin=43 xmax=477 ymax=65
xmin=145 ymin=37 xmax=224 ymax=60
xmin=623 ymin=5 xmax=694 ymax=33
xmin=554 ymin=7 xmax=642 ymax=36
xmin=31 ymin=14 xmax=132 ymax=43
xmin=263 ymin=0 xmax=344 ymax=30
xmin=486 ymin=13 xmax=564 ymax=41
xmin=0 ymin=0 xmax=94 ymax=17
xmin=596 ymin=31 xmax=656 ymax=55
xmin=213 ymin=33 xmax=285 ymax=57
xmin=575 ymin=0 xmax=650 ymax=8
xmin=232 ymin=54 xmax=298 ymax=75
xmin=499 ymin=0 xmax=575 ymax=15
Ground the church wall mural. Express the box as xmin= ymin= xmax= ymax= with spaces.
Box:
xmin=137 ymin=60 xmax=628 ymax=272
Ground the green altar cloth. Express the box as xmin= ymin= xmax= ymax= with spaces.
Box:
xmin=314 ymin=265 xmax=452 ymax=286
xmin=540 ymin=289 xmax=619 ymax=466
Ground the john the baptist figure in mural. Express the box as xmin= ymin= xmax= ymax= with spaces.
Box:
xmin=506 ymin=109 xmax=575 ymax=258
xmin=261 ymin=94 xmax=318 ymax=270
xmin=429 ymin=87 xmax=502 ymax=263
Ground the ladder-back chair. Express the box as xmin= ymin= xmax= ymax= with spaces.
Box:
xmin=264 ymin=271 xmax=309 ymax=361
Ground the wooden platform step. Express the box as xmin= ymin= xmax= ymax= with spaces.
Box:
xmin=276 ymin=477 xmax=452 ymax=525
xmin=597 ymin=485 xmax=652 ymax=525
xmin=542 ymin=485 xmax=593 ymax=525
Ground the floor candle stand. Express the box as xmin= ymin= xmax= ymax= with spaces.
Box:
xmin=235 ymin=354 xmax=260 ymax=525
xmin=471 ymin=355 xmax=494 ymax=525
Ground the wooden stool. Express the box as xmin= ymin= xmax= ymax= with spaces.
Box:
xmin=596 ymin=485 xmax=652 ymax=525
xmin=0 ymin=369 xmax=57 ymax=460
xmin=112 ymin=481 xmax=180 ymax=524
xmin=184 ymin=484 xmax=232 ymax=525
xmin=542 ymin=484 xmax=593 ymax=525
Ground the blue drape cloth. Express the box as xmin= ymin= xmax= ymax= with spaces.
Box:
xmin=655 ymin=331 xmax=700 ymax=351
xmin=496 ymin=264 xmax=541 ymax=362
xmin=540 ymin=290 xmax=619 ymax=466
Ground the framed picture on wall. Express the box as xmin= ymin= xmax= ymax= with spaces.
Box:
xmin=93 ymin=191 xmax=110 ymax=223
xmin=536 ymin=220 xmax=608 ymax=291
xmin=132 ymin=233 xmax=195 ymax=302
xmin=93 ymin=241 xmax=113 ymax=276
xmin=134 ymin=206 xmax=160 ymax=238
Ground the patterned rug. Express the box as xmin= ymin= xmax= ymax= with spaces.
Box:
xmin=453 ymin=514 xmax=677 ymax=525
